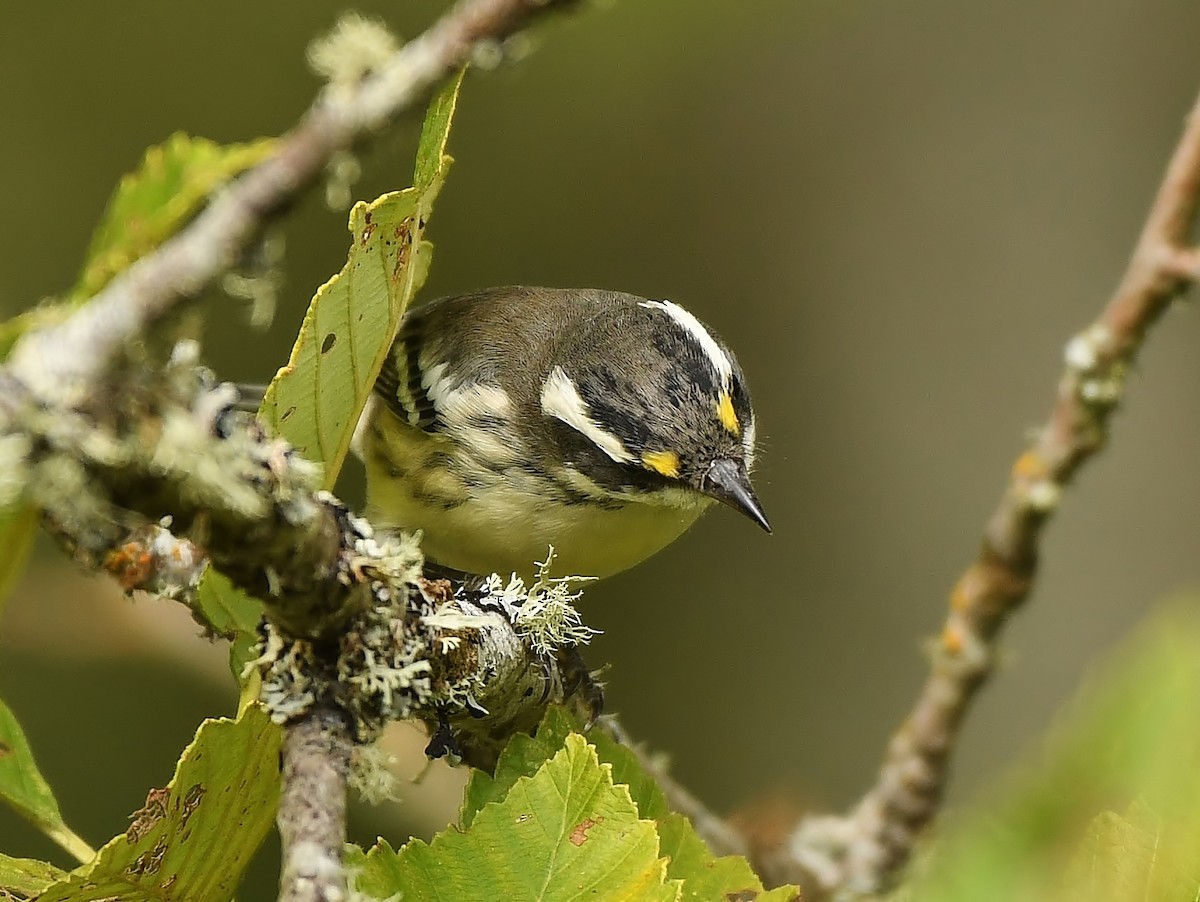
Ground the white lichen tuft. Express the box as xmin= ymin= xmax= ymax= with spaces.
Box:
xmin=469 ymin=38 xmax=505 ymax=70
xmin=252 ymin=627 xmax=318 ymax=723
xmin=254 ymin=525 xmax=441 ymax=739
xmin=1064 ymin=323 xmax=1113 ymax=373
xmin=221 ymin=232 xmax=285 ymax=329
xmin=307 ymin=13 xmax=399 ymax=86
xmin=349 ymin=741 xmax=401 ymax=804
xmin=0 ymin=433 xmax=31 ymax=509
xmin=507 ymin=548 xmax=599 ymax=656
xmin=1025 ymin=479 xmax=1062 ymax=514
xmin=325 ymin=150 xmax=362 ymax=211
xmin=152 ymin=408 xmax=265 ymax=517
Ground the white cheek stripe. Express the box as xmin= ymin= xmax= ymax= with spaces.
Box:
xmin=540 ymin=366 xmax=634 ymax=464
xmin=421 ymin=361 xmax=455 ymax=418
xmin=640 ymin=299 xmax=733 ymax=388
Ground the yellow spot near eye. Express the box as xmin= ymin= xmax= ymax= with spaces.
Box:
xmin=717 ymin=391 xmax=740 ymax=435
xmin=642 ymin=450 xmax=681 ymax=478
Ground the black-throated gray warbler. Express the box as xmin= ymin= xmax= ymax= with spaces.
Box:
xmin=350 ymin=286 xmax=768 ymax=580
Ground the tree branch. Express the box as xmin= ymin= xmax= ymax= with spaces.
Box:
xmin=278 ymin=705 xmax=353 ymax=902
xmin=8 ymin=0 xmax=579 ymax=402
xmin=754 ymin=87 xmax=1200 ymax=896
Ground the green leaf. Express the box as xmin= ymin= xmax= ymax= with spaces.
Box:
xmin=658 ymin=813 xmax=796 ymax=902
xmin=0 ymin=698 xmax=93 ymax=863
xmin=0 ymin=133 xmax=275 ymax=362
xmin=260 ymin=69 xmax=464 ymax=486
xmin=0 ymin=505 xmax=38 ymax=620
xmin=193 ymin=565 xmax=263 ymax=680
xmin=460 ymin=707 xmax=799 ymax=900
xmin=73 ymin=132 xmax=277 ymax=300
xmin=352 ymin=733 xmax=679 ymax=902
xmin=1061 ymin=801 xmax=1200 ymax=902
xmin=413 ymin=68 xmax=466 ymax=194
xmin=911 ymin=601 xmax=1200 ymax=902
xmin=36 ymin=704 xmax=281 ymax=901
xmin=193 ymin=564 xmax=262 ymax=640
xmin=0 ymin=853 xmax=67 ymax=900
xmin=460 ymin=704 xmax=577 ymax=825
xmin=462 ymin=706 xmax=671 ymax=826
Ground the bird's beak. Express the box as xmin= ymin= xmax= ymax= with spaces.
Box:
xmin=700 ymin=458 xmax=771 ymax=533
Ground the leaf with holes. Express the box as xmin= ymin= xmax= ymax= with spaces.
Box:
xmin=259 ymin=69 xmax=464 ymax=486
xmin=0 ymin=853 xmax=68 ymax=899
xmin=34 ymin=704 xmax=280 ymax=902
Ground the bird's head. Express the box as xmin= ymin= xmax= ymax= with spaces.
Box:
xmin=538 ymin=294 xmax=769 ymax=532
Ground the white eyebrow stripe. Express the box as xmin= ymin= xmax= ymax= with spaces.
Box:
xmin=640 ymin=299 xmax=733 ymax=388
xmin=540 ymin=366 xmax=634 ymax=464
xmin=742 ymin=415 xmax=757 ymax=470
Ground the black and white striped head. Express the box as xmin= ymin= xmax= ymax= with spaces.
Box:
xmin=538 ymin=292 xmax=769 ymax=531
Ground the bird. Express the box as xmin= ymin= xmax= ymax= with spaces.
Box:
xmin=350 ymin=286 xmax=769 ymax=580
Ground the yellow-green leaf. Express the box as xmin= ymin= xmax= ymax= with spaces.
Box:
xmin=352 ymin=733 xmax=678 ymax=902
xmin=1062 ymin=801 xmax=1200 ymax=902
xmin=260 ymin=69 xmax=464 ymax=485
xmin=461 ymin=706 xmax=799 ymax=900
xmin=0 ymin=133 xmax=276 ymax=363
xmin=658 ymin=813 xmax=797 ymax=902
xmin=462 ymin=705 xmax=671 ymax=827
xmin=193 ymin=565 xmax=262 ymax=641
xmin=36 ymin=704 xmax=281 ymax=902
xmin=0 ymin=853 xmax=67 ymax=900
xmin=73 ymin=132 xmax=277 ymax=300
xmin=0 ymin=698 xmax=93 ymax=864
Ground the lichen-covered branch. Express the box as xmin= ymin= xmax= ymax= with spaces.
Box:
xmin=1 ymin=336 xmax=588 ymax=749
xmin=8 ymin=0 xmax=580 ymax=402
xmin=753 ymin=87 xmax=1200 ymax=897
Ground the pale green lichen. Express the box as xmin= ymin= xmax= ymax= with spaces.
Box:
xmin=324 ymin=151 xmax=362 ymax=212
xmin=348 ymin=741 xmax=401 ymax=805
xmin=506 ymin=548 xmax=599 ymax=657
xmin=0 ymin=433 xmax=31 ymax=509
xmin=307 ymin=13 xmax=398 ymax=86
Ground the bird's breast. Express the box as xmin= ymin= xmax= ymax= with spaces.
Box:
xmin=353 ymin=397 xmax=710 ymax=579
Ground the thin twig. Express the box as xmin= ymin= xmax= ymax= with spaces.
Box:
xmin=8 ymin=0 xmax=579 ymax=401
xmin=278 ymin=705 xmax=354 ymax=902
xmin=758 ymin=88 xmax=1200 ymax=896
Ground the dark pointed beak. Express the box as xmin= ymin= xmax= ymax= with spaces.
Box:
xmin=700 ymin=458 xmax=771 ymax=533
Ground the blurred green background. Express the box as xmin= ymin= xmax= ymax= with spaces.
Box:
xmin=3 ymin=0 xmax=1200 ymax=892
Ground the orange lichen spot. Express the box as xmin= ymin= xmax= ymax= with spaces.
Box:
xmin=105 ymin=542 xmax=155 ymax=591
xmin=1012 ymin=450 xmax=1047 ymax=482
xmin=717 ymin=391 xmax=740 ymax=435
xmin=942 ymin=623 xmax=964 ymax=655
xmin=642 ymin=449 xmax=681 ymax=478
